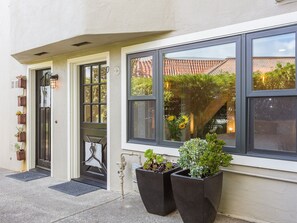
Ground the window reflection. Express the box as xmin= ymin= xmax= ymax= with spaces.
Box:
xmin=252 ymin=33 xmax=296 ymax=90
xmin=162 ymin=43 xmax=236 ymax=146
xmin=131 ymin=101 xmax=155 ymax=139
xmin=130 ymin=56 xmax=153 ymax=96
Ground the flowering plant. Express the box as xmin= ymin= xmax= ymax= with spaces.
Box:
xmin=165 ymin=114 xmax=189 ymax=141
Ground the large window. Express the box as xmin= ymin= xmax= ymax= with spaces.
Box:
xmin=162 ymin=42 xmax=237 ymax=147
xmin=127 ymin=25 xmax=297 ymax=160
xmin=247 ymin=26 xmax=297 ymax=159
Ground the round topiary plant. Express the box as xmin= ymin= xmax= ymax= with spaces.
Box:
xmin=177 ymin=133 xmax=232 ymax=178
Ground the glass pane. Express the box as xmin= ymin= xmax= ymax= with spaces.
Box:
xmin=130 ymin=55 xmax=153 ymax=96
xmin=45 ymin=108 xmax=50 ymax=161
xmin=100 ymin=84 xmax=107 ymax=103
xmin=84 ymin=66 xmax=91 ymax=84
xmin=84 ymin=105 xmax=91 ymax=122
xmin=84 ymin=86 xmax=91 ymax=103
xmin=252 ymin=33 xmax=296 ymax=90
xmin=101 ymin=64 xmax=107 ymax=83
xmin=163 ymin=43 xmax=236 ymax=146
xmin=92 ymin=105 xmax=99 ymax=123
xmin=92 ymin=85 xmax=99 ymax=103
xmin=100 ymin=105 xmax=107 ymax=123
xmin=131 ymin=101 xmax=155 ymax=139
xmin=92 ymin=65 xmax=99 ymax=83
xmin=249 ymin=97 xmax=297 ymax=153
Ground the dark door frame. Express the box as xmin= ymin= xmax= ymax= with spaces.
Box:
xmin=36 ymin=69 xmax=52 ymax=171
xmin=79 ymin=62 xmax=108 ymax=188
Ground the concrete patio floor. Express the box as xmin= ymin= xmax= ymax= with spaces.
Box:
xmin=0 ymin=168 xmax=251 ymax=223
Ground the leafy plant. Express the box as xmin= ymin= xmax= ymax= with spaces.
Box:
xmin=178 ymin=133 xmax=232 ymax=178
xmin=15 ymin=126 xmax=24 ymax=137
xmin=143 ymin=149 xmax=174 ymax=173
xmin=14 ymin=143 xmax=21 ymax=151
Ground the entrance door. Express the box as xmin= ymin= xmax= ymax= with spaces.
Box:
xmin=36 ymin=69 xmax=51 ymax=170
xmin=80 ymin=62 xmax=107 ymax=188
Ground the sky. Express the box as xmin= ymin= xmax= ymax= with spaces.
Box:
xmin=165 ymin=33 xmax=295 ymax=59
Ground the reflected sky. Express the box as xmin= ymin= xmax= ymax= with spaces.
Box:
xmin=253 ymin=33 xmax=295 ymax=57
xmin=165 ymin=33 xmax=295 ymax=59
xmin=165 ymin=43 xmax=236 ymax=60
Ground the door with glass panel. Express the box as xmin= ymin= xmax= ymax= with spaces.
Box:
xmin=36 ymin=69 xmax=51 ymax=170
xmin=80 ymin=62 xmax=107 ymax=188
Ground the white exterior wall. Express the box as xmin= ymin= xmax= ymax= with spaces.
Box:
xmin=0 ymin=1 xmax=297 ymax=223
xmin=0 ymin=0 xmax=26 ymax=171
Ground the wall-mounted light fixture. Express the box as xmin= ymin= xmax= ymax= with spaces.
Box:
xmin=49 ymin=74 xmax=59 ymax=89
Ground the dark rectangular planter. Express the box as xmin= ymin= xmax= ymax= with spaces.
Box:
xmin=18 ymin=96 xmax=26 ymax=107
xmin=17 ymin=78 xmax=26 ymax=89
xmin=171 ymin=169 xmax=223 ymax=223
xmin=17 ymin=114 xmax=26 ymax=124
xmin=17 ymin=132 xmax=26 ymax=142
xmin=136 ymin=166 xmax=181 ymax=216
xmin=16 ymin=149 xmax=26 ymax=161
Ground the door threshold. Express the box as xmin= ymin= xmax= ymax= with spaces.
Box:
xmin=30 ymin=167 xmax=50 ymax=176
xmin=73 ymin=177 xmax=107 ymax=189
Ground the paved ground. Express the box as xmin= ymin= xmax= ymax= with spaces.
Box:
xmin=0 ymin=168 xmax=251 ymax=223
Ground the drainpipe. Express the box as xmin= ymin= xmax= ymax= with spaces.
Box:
xmin=117 ymin=152 xmax=142 ymax=199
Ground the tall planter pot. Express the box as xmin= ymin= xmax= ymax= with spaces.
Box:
xmin=171 ymin=169 xmax=223 ymax=223
xmin=136 ymin=166 xmax=181 ymax=216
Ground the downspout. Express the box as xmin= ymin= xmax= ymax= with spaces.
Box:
xmin=117 ymin=152 xmax=142 ymax=199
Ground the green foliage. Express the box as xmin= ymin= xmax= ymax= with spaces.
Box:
xmin=177 ymin=133 xmax=232 ymax=178
xmin=143 ymin=149 xmax=174 ymax=173
xmin=14 ymin=143 xmax=21 ymax=151
xmin=253 ymin=63 xmax=295 ymax=90
xmin=131 ymin=77 xmax=153 ymax=96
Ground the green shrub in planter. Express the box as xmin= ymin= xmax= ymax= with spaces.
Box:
xmin=171 ymin=133 xmax=232 ymax=223
xmin=178 ymin=133 xmax=232 ymax=178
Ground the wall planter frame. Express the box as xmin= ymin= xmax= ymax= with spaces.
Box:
xmin=18 ymin=96 xmax=26 ymax=107
xmin=17 ymin=77 xmax=27 ymax=89
xmin=16 ymin=149 xmax=26 ymax=161
xmin=17 ymin=114 xmax=26 ymax=125
xmin=17 ymin=132 xmax=26 ymax=142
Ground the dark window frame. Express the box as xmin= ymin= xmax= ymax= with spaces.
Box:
xmin=246 ymin=25 xmax=297 ymax=160
xmin=127 ymin=51 xmax=158 ymax=142
xmin=126 ymin=24 xmax=297 ymax=161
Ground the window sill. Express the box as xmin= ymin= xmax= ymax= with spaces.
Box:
xmin=122 ymin=142 xmax=297 ymax=173
xmin=122 ymin=142 xmax=179 ymax=157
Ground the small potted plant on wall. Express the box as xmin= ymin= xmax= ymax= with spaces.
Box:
xmin=15 ymin=143 xmax=25 ymax=161
xmin=136 ymin=149 xmax=181 ymax=216
xmin=15 ymin=126 xmax=26 ymax=142
xmin=16 ymin=75 xmax=27 ymax=89
xmin=171 ymin=133 xmax=232 ymax=223
xmin=16 ymin=111 xmax=26 ymax=124
xmin=18 ymin=96 xmax=26 ymax=107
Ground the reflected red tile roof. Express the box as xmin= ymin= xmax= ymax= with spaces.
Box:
xmin=132 ymin=57 xmax=295 ymax=77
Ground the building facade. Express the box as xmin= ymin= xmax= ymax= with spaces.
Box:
xmin=1 ymin=0 xmax=297 ymax=222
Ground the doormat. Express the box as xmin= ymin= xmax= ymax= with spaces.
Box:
xmin=49 ymin=180 xmax=101 ymax=196
xmin=6 ymin=170 xmax=49 ymax=182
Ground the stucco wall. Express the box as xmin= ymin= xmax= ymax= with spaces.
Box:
xmin=10 ymin=0 xmax=174 ymax=54
xmin=2 ymin=1 xmax=297 ymax=223
xmin=0 ymin=0 xmax=26 ymax=171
